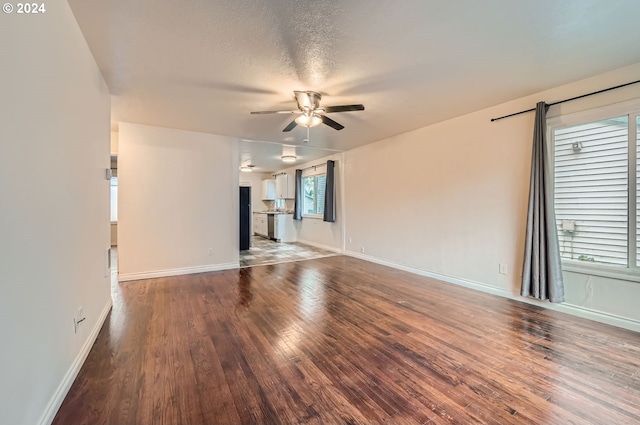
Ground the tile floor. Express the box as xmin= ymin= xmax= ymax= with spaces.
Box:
xmin=240 ymin=236 xmax=338 ymax=267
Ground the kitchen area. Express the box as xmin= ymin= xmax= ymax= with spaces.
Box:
xmin=239 ymin=172 xmax=336 ymax=267
xmin=253 ymin=174 xmax=296 ymax=242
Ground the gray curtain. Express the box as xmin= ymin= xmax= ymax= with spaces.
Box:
xmin=293 ymin=169 xmax=303 ymax=220
xmin=521 ymin=102 xmax=565 ymax=303
xmin=323 ymin=160 xmax=336 ymax=222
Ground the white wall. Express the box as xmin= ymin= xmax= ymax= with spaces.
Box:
xmin=276 ymin=153 xmax=344 ymax=251
xmin=344 ymin=62 xmax=640 ymax=331
xmin=0 ymin=1 xmax=112 ymax=423
xmin=118 ymin=123 xmax=239 ymax=280
xmin=111 ymin=131 xmax=119 ymax=155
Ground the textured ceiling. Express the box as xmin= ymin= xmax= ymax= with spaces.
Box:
xmin=68 ymin=0 xmax=640 ymax=172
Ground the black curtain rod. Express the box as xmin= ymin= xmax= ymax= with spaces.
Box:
xmin=490 ymin=79 xmax=640 ymax=122
xmin=273 ymin=162 xmax=328 ymax=177
xmin=297 ymin=163 xmax=327 ymax=173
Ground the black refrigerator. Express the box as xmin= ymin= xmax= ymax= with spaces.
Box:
xmin=239 ymin=186 xmax=251 ymax=250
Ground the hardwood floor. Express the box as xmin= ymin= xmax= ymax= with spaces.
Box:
xmin=53 ymin=256 xmax=640 ymax=424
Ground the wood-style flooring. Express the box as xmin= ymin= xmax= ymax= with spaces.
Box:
xmin=53 ymin=256 xmax=640 ymax=424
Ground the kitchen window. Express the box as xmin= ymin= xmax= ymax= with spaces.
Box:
xmin=302 ymin=174 xmax=326 ymax=217
xmin=550 ymin=100 xmax=640 ymax=280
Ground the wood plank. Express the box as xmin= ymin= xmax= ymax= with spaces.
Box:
xmin=53 ymin=256 xmax=640 ymax=424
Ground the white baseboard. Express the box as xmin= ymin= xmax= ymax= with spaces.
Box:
xmin=345 ymin=251 xmax=640 ymax=333
xmin=296 ymin=239 xmax=343 ymax=254
xmin=118 ymin=262 xmax=239 ymax=282
xmin=543 ymin=301 xmax=640 ymax=333
xmin=38 ymin=298 xmax=113 ymax=425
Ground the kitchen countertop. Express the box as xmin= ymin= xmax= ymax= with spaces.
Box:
xmin=253 ymin=211 xmax=293 ymax=214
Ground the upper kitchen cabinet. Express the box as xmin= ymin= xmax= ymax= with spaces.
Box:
xmin=275 ymin=173 xmax=295 ymax=199
xmin=261 ymin=179 xmax=275 ymax=200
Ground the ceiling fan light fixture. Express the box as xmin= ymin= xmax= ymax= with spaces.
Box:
xmin=281 ymin=155 xmax=296 ymax=163
xmin=295 ymin=114 xmax=322 ymax=128
xmin=250 ymin=90 xmax=364 ymax=132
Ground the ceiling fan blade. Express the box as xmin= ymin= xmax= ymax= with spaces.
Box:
xmin=323 ymin=104 xmax=365 ymax=113
xmin=250 ymin=110 xmax=299 ymax=115
xmin=283 ymin=120 xmax=298 ymax=132
xmin=321 ymin=115 xmax=345 ymax=131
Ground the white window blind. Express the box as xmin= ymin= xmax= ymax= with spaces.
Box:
xmin=110 ymin=176 xmax=118 ymax=222
xmin=554 ymin=116 xmax=629 ymax=266
xmin=316 ymin=174 xmax=326 ymax=215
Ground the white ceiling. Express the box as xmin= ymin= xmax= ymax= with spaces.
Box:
xmin=68 ymin=0 xmax=640 ymax=172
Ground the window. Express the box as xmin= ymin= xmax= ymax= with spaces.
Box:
xmin=551 ymin=102 xmax=640 ymax=277
xmin=302 ymin=174 xmax=326 ymax=217
xmin=110 ymin=176 xmax=118 ymax=222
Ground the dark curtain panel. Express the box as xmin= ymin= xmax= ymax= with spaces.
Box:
xmin=293 ymin=169 xmax=303 ymax=221
xmin=521 ymin=102 xmax=565 ymax=303
xmin=323 ymin=160 xmax=336 ymax=222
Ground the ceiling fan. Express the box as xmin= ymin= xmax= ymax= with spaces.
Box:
xmin=250 ymin=91 xmax=365 ymax=132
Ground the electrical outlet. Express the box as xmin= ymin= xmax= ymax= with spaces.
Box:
xmin=361 ymin=247 xmax=365 ymax=254
xmin=208 ymin=248 xmax=214 ymax=256
xmin=349 ymin=237 xmax=352 ymax=244
xmin=499 ymin=263 xmax=508 ymax=275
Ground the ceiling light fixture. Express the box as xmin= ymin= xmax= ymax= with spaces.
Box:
xmin=295 ymin=113 xmax=322 ymax=128
xmin=240 ymin=165 xmax=254 ymax=172
xmin=281 ymin=155 xmax=296 ymax=163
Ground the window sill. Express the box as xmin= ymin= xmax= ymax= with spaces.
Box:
xmin=302 ymin=214 xmax=323 ymax=220
xmin=562 ymin=261 xmax=640 ymax=283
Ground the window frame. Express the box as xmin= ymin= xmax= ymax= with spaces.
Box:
xmin=301 ymin=166 xmax=327 ymax=219
xmin=548 ymin=98 xmax=640 ymax=282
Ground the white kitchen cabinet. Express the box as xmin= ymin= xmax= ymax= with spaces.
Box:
xmin=261 ymin=179 xmax=275 ymax=200
xmin=254 ymin=212 xmax=295 ymax=242
xmin=274 ymin=214 xmax=296 ymax=242
xmin=253 ymin=213 xmax=268 ymax=237
xmin=275 ymin=174 xmax=295 ymax=199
